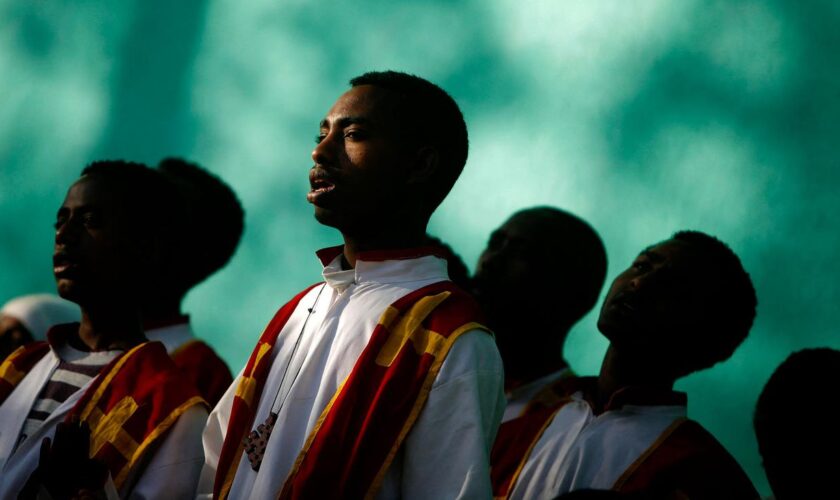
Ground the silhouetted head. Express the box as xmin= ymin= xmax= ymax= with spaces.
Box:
xmin=156 ymin=158 xmax=245 ymax=303
xmin=0 ymin=294 xmax=80 ymax=357
xmin=598 ymin=230 xmax=756 ymax=379
xmin=473 ymin=207 xmax=607 ymax=379
xmin=308 ymin=71 xmax=468 ymax=234
xmin=754 ymin=348 xmax=840 ymax=500
xmin=53 ymin=161 xmax=182 ymax=309
xmin=425 ymin=234 xmax=470 ymax=291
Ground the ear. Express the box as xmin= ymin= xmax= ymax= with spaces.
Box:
xmin=406 ymin=147 xmax=440 ymax=185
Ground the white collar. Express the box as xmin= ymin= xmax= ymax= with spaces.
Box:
xmin=318 ymin=246 xmax=450 ymax=293
xmin=145 ymin=320 xmax=194 ymax=354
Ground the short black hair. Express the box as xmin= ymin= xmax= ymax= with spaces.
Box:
xmin=80 ymin=160 xmax=182 ymax=238
xmin=349 ymin=70 xmax=468 ymax=214
xmin=157 ymin=158 xmax=245 ymax=296
xmin=755 ymin=348 xmax=840 ymax=438
xmin=518 ymin=207 xmax=608 ymax=324
xmin=754 ymin=348 xmax=840 ymax=496
xmin=672 ymin=230 xmax=757 ymax=370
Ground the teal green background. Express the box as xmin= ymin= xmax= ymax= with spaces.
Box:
xmin=3 ymin=1 xmax=839 ymax=495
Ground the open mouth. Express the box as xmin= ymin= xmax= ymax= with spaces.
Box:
xmin=610 ymin=292 xmax=641 ymax=313
xmin=307 ymin=170 xmax=338 ymax=203
xmin=53 ymin=253 xmax=79 ymax=277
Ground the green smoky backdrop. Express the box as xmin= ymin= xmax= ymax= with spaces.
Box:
xmin=2 ymin=1 xmax=838 ymax=495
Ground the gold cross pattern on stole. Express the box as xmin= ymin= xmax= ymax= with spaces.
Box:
xmin=243 ymin=411 xmax=278 ymax=471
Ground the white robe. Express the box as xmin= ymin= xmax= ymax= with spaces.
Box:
xmin=507 ymin=389 xmax=686 ymax=500
xmin=0 ymin=342 xmax=207 ymax=500
xmin=145 ymin=321 xmax=194 ymax=354
xmin=197 ymin=251 xmax=506 ymax=499
xmin=501 ymin=368 xmax=573 ymax=423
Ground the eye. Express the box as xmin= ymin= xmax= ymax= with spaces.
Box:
xmin=344 ymin=129 xmax=367 ymax=141
xmin=82 ymin=212 xmax=101 ymax=228
xmin=53 ymin=217 xmax=66 ymax=230
xmin=314 ymin=133 xmax=326 ymax=144
xmin=632 ymin=259 xmax=651 ymax=272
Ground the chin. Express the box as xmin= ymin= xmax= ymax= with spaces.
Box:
xmin=313 ymin=205 xmax=344 ymax=229
xmin=55 ymin=282 xmax=83 ymax=305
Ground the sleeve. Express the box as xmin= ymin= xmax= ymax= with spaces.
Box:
xmin=399 ymin=329 xmax=506 ymax=500
xmin=126 ymin=404 xmax=209 ymax=500
xmin=194 ymin=371 xmax=239 ymax=499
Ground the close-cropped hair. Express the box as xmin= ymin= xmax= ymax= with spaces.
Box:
xmin=80 ymin=160 xmax=183 ymax=241
xmin=350 ymin=70 xmax=468 ymax=213
xmin=157 ymin=158 xmax=245 ymax=293
xmin=672 ymin=230 xmax=757 ymax=369
xmin=525 ymin=206 xmax=608 ymax=322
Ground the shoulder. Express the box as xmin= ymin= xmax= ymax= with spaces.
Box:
xmin=435 ymin=328 xmax=503 ymax=388
xmin=173 ymin=340 xmax=229 ymax=370
xmin=620 ymin=418 xmax=758 ymax=498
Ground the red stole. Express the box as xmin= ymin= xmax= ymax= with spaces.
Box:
xmin=171 ymin=339 xmax=233 ymax=407
xmin=1 ymin=336 xmax=205 ymax=491
xmin=0 ymin=341 xmax=50 ymax=405
xmin=214 ymin=281 xmax=490 ymax=500
xmin=614 ymin=419 xmax=759 ymax=499
xmin=490 ymin=378 xmax=575 ymax=499
xmin=214 ymin=283 xmax=322 ymax=499
xmin=68 ymin=341 xmax=207 ymax=489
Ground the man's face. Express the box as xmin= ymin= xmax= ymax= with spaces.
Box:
xmin=53 ymin=177 xmax=139 ymax=305
xmin=308 ymin=85 xmax=413 ymax=233
xmin=597 ymin=239 xmax=708 ymax=349
xmin=473 ymin=213 xmax=555 ymax=320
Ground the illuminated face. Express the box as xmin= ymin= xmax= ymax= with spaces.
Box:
xmin=308 ymin=85 xmax=413 ymax=234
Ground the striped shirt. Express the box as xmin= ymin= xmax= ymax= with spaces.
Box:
xmin=18 ymin=341 xmax=121 ymax=443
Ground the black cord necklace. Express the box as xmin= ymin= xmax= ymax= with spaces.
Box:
xmin=243 ymin=283 xmax=327 ymax=471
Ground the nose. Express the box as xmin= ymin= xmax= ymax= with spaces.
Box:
xmin=312 ymin=131 xmax=336 ymax=166
xmin=476 ymin=242 xmax=510 ymax=276
xmin=55 ymin=217 xmax=79 ymax=246
xmin=629 ymin=266 xmax=673 ymax=291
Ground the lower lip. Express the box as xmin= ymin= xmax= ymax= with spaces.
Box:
xmin=306 ymin=185 xmax=336 ymax=204
xmin=54 ymin=264 xmax=77 ymax=276
xmin=610 ymin=301 xmax=636 ymax=314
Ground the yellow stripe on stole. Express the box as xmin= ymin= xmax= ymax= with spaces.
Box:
xmin=375 ymin=292 xmax=451 ymax=367
xmin=79 ymin=343 xmax=147 ymax=421
xmin=252 ymin=342 xmax=272 ymax=372
xmin=87 ymin=397 xmax=141 ymax=458
xmin=0 ymin=357 xmax=26 ymax=386
xmin=235 ymin=377 xmax=257 ymax=406
xmin=366 ymin=321 xmax=489 ymax=499
xmin=113 ymin=395 xmax=205 ymax=487
xmin=233 ymin=342 xmax=272 ymax=406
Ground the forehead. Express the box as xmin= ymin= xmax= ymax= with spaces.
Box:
xmin=61 ymin=176 xmax=117 ymax=210
xmin=497 ymin=212 xmax=565 ymax=247
xmin=500 ymin=212 xmax=546 ymax=238
xmin=639 ymin=239 xmax=698 ymax=267
xmin=323 ymin=85 xmax=401 ymax=126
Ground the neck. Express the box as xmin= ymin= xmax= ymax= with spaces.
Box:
xmin=505 ymin=357 xmax=568 ymax=392
xmin=341 ymin=221 xmax=427 ymax=268
xmin=77 ymin=303 xmax=146 ymax=351
xmin=596 ymin=344 xmax=674 ymax=411
xmin=142 ymin=297 xmax=184 ymax=327
xmin=499 ymin=318 xmax=571 ymax=390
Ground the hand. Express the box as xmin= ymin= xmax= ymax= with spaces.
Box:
xmin=19 ymin=419 xmax=109 ymax=499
